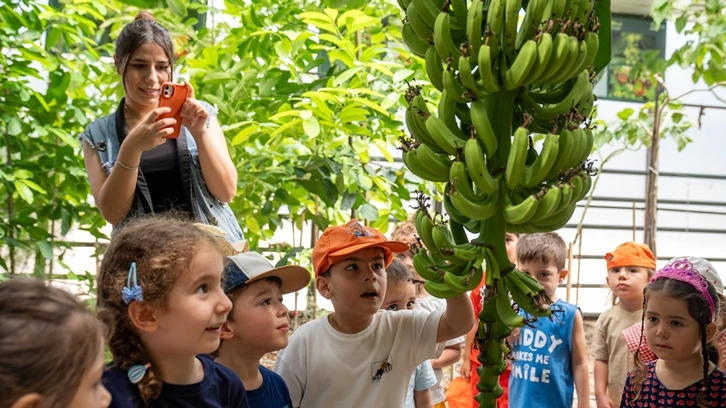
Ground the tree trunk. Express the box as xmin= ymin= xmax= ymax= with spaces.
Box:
xmin=643 ymin=88 xmax=663 ymax=255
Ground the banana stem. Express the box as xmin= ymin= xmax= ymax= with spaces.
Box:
xmin=485 ymin=89 xmax=516 ymax=171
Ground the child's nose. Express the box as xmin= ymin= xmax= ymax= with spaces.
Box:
xmin=218 ymin=291 xmax=232 ymax=313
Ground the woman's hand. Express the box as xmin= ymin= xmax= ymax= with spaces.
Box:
xmin=125 ymin=107 xmax=176 ymax=154
xmin=180 ymin=81 xmax=210 ymax=138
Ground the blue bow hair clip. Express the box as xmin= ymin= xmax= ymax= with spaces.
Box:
xmin=121 ymin=262 xmax=144 ymax=304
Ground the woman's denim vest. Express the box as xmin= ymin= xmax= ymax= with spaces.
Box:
xmin=79 ymin=100 xmax=244 ymax=244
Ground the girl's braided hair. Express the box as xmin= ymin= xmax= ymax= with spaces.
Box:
xmin=97 ymin=216 xmax=218 ymax=404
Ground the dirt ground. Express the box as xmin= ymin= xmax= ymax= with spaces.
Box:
xmin=261 ymin=317 xmax=601 ymax=407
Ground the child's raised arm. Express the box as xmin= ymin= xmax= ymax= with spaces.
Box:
xmin=436 ymin=293 xmax=475 ymax=343
xmin=571 ymin=311 xmax=591 ymax=408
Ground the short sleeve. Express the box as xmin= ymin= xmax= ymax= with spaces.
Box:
xmin=406 ymin=310 xmax=446 ymax=365
xmin=592 ymin=311 xmax=609 ymax=361
xmin=274 ymin=346 xmax=305 ymax=407
xmin=414 ymin=360 xmax=438 ymax=391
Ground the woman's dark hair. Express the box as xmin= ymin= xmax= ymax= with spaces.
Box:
xmin=0 ymin=278 xmax=105 ymax=408
xmin=97 ymin=216 xmax=219 ymax=404
xmin=115 ymin=11 xmax=174 ymax=89
xmin=631 ymin=277 xmax=721 ymax=407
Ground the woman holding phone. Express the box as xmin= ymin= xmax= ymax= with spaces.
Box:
xmin=80 ymin=11 xmax=244 ymax=244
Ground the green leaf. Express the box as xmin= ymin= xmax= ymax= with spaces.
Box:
xmin=20 ymin=180 xmax=47 ymax=194
xmin=38 ymin=241 xmax=53 ymax=260
xmin=333 ymin=66 xmax=363 ymax=87
xmin=392 ymin=69 xmax=415 ymax=83
xmin=232 ymin=124 xmax=259 ymax=145
xmin=7 ymin=117 xmax=22 ymax=136
xmin=358 ymin=203 xmax=379 ymax=221
xmin=381 ymin=92 xmax=400 ymax=111
xmin=303 ymin=116 xmax=320 ymax=138
xmin=593 ymin=0 xmax=612 ymax=74
xmin=617 ymin=108 xmax=635 ymax=120
xmin=13 ymin=181 xmax=33 ymax=204
xmin=675 ymin=16 xmax=687 ymax=33
xmin=246 ymin=216 xmax=261 ymax=235
xmin=165 ymin=0 xmax=187 ymax=17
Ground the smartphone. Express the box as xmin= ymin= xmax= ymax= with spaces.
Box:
xmin=157 ymin=82 xmax=188 ymax=139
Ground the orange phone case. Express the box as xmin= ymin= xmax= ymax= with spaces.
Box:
xmin=157 ymin=83 xmax=188 ymax=139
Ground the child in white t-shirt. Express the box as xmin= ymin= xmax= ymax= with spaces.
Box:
xmin=274 ymin=220 xmax=475 ymax=407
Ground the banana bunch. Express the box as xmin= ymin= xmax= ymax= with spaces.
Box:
xmin=397 ymin=0 xmax=607 ymax=406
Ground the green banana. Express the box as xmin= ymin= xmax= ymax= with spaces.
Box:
xmin=434 ymin=12 xmax=463 ymax=70
xmin=464 ymin=138 xmax=499 ymax=195
xmin=438 ymin=90 xmax=461 ymax=136
xmin=413 ymin=250 xmax=445 ymax=282
xmin=502 ymin=0 xmax=522 ymax=59
xmin=528 ymin=32 xmax=554 ymax=85
xmin=401 ymin=22 xmax=428 ymax=57
xmin=450 ymin=0 xmax=468 ymax=29
xmin=495 ymin=279 xmax=527 ymax=327
xmin=466 ymin=0 xmax=484 ymax=63
xmin=449 ymin=190 xmax=499 ymax=221
xmin=425 ymin=279 xmax=462 ymax=298
xmin=575 ymin=0 xmax=595 ymax=24
xmin=444 ymin=189 xmax=471 ymax=225
xmin=580 ymin=31 xmax=599 ymax=70
xmin=458 ymin=56 xmax=487 ymax=100
xmin=450 ymin=160 xmax=488 ymax=202
xmin=443 ymin=67 xmax=471 ymax=103
xmin=531 ymin=186 xmax=562 ymax=222
xmin=515 ymin=0 xmax=546 ymax=50
xmin=522 ymin=133 xmax=560 ymax=188
xmin=501 ymin=39 xmax=538 ymax=90
xmin=476 ymin=44 xmax=502 ymax=93
xmin=425 ymin=115 xmax=465 ymax=155
xmin=532 ymin=200 xmax=576 ymax=230
xmin=425 ymin=45 xmax=444 ymax=92
xmin=505 ymin=126 xmax=528 ymax=189
xmin=407 ymin=2 xmax=434 ymax=43
xmin=535 ymin=33 xmax=570 ymax=85
xmin=544 ymin=35 xmax=581 ymax=85
xmin=503 ymin=192 xmax=539 ymax=224
xmin=415 ymin=210 xmax=439 ymax=252
xmin=486 ymin=0 xmax=505 ymax=59
xmin=417 ymin=142 xmax=453 ymax=179
xmin=403 ymin=149 xmax=448 ymax=182
xmin=411 ymin=0 xmax=442 ymax=28
xmin=449 ymin=219 xmax=470 ymax=245
xmin=469 ymin=100 xmax=498 ymax=156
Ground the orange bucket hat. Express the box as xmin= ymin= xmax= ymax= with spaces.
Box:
xmin=312 ymin=219 xmax=409 ymax=277
xmin=604 ymin=242 xmax=656 ymax=270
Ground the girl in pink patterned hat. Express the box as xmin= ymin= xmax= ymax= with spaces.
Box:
xmin=621 ymin=257 xmax=726 ymax=407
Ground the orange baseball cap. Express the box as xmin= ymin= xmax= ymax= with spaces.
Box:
xmin=604 ymin=242 xmax=656 ymax=270
xmin=312 ymin=219 xmax=410 ymax=277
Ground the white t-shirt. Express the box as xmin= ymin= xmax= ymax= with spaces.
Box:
xmin=274 ymin=309 xmax=445 ymax=407
xmin=416 ymin=295 xmax=465 ymax=404
xmin=405 ymin=360 xmax=437 ymax=408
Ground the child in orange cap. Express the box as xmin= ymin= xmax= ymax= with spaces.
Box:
xmin=274 ymin=220 xmax=475 ymax=407
xmin=592 ymin=242 xmax=656 ymax=408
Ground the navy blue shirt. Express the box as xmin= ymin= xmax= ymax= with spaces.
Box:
xmin=104 ymin=355 xmax=248 ymax=407
xmin=246 ymin=366 xmax=292 ymax=408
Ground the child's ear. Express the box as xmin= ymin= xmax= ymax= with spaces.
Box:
xmin=316 ymin=276 xmax=334 ymax=300
xmin=558 ymin=269 xmax=569 ymax=283
xmin=220 ymin=321 xmax=234 ymax=341
xmin=128 ymin=301 xmax=159 ymax=333
xmin=10 ymin=393 xmax=42 ymax=408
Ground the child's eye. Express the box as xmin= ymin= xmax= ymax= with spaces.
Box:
xmin=406 ymin=301 xmax=415 ymax=310
xmin=261 ymin=298 xmax=272 ymax=306
xmin=156 ymin=64 xmax=169 ymax=70
xmin=671 ymin=320 xmax=683 ymax=327
xmin=646 ymin=316 xmax=658 ymax=323
xmin=195 ymin=284 xmax=209 ymax=294
xmin=346 ymin=264 xmax=358 ymax=271
xmin=386 ymin=304 xmax=398 ymax=311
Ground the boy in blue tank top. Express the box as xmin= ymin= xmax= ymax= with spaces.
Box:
xmin=508 ymin=233 xmax=591 ymax=408
xmin=216 ymin=252 xmax=311 ymax=408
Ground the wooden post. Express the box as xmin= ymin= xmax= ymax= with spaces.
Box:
xmin=566 ymin=243 xmax=573 ymax=302
xmin=644 ymin=85 xmax=663 ymax=256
